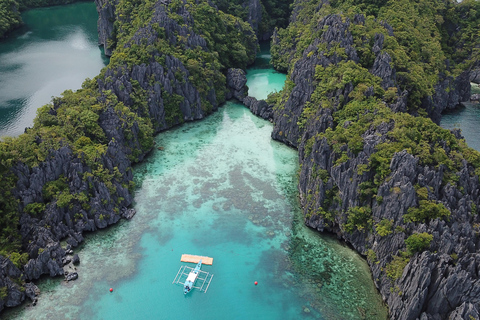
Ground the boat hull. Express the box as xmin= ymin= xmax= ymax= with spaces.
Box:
xmin=183 ymin=260 xmax=202 ymax=294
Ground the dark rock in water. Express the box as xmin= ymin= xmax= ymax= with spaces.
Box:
xmin=122 ymin=208 xmax=136 ymax=220
xmin=423 ymin=71 xmax=471 ymax=124
xmin=72 ymin=254 xmax=80 ymax=265
xmin=0 ymin=256 xmax=25 ymax=309
xmin=24 ymin=242 xmax=65 ymax=280
xmin=62 ymin=256 xmax=72 ymax=266
xmin=247 ymin=0 xmax=268 ymax=40
xmin=65 ymin=272 xmax=78 ymax=282
xmin=24 ymin=283 xmax=40 ymax=305
xmin=243 ymin=96 xmax=273 ymax=121
xmin=94 ymin=0 xmax=118 ymax=57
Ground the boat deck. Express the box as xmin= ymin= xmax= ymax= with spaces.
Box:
xmin=181 ymin=254 xmax=213 ymax=265
xmin=172 ymin=266 xmax=214 ymax=293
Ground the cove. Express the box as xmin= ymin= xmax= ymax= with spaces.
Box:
xmin=3 ymin=47 xmax=388 ymax=319
xmin=0 ymin=2 xmax=108 ymax=138
xmin=441 ymin=102 xmax=480 ymax=151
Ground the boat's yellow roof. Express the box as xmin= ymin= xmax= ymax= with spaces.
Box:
xmin=181 ymin=254 xmax=213 ymax=265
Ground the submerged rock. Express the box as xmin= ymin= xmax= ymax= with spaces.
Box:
xmin=65 ymin=272 xmax=78 ymax=282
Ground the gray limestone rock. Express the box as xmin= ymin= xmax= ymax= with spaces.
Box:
xmin=243 ymin=96 xmax=273 ymax=120
xmin=226 ymin=68 xmax=248 ymax=102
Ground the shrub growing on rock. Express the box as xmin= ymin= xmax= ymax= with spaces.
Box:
xmin=405 ymin=232 xmax=433 ymax=255
xmin=403 ymin=200 xmax=450 ymax=223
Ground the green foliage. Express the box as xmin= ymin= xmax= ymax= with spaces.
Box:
xmin=210 ymin=0 xmax=292 ymax=36
xmin=191 ymin=2 xmax=257 ymax=70
xmin=309 ymin=61 xmax=384 ymax=110
xmin=0 ymin=0 xmax=21 ymax=38
xmin=405 ymin=232 xmax=433 ymax=255
xmin=385 ymin=254 xmax=409 ymax=282
xmin=471 ymin=202 xmax=478 ymax=215
xmin=344 ymin=206 xmax=372 ymax=233
xmin=316 ymin=168 xmax=329 ymax=183
xmin=24 ymin=202 xmax=45 ymax=217
xmin=404 ymin=200 xmax=450 ymax=223
xmin=8 ymin=251 xmax=29 ymax=268
xmin=0 ymin=147 xmax=21 ymax=253
xmin=375 ymin=219 xmax=393 ymax=237
xmin=366 ymin=248 xmax=377 ymax=263
xmin=0 ymin=286 xmax=7 ymax=299
xmin=272 ymin=0 xmax=480 ymax=113
xmin=415 ymin=186 xmax=429 ymax=200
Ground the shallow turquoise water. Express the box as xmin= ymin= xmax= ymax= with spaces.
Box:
xmin=441 ymin=101 xmax=480 ymax=151
xmin=0 ymin=2 xmax=108 ymax=137
xmin=2 ymin=43 xmax=388 ymax=319
xmin=246 ymin=43 xmax=286 ymax=100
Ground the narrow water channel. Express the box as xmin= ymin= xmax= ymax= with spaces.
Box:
xmin=0 ymin=2 xmax=108 ymax=137
xmin=3 ymin=44 xmax=388 ymax=320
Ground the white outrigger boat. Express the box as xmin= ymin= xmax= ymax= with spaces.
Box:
xmin=172 ymin=254 xmax=214 ymax=294
xmin=183 ymin=260 xmax=202 ymax=294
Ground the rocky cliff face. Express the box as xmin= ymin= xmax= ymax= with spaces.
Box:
xmin=471 ymin=68 xmax=480 ymax=84
xmin=95 ymin=0 xmax=117 ymax=56
xmin=270 ymin=3 xmax=480 ymax=319
xmin=271 ymin=12 xmax=470 ymax=148
xmin=300 ymin=125 xmax=480 ymax=319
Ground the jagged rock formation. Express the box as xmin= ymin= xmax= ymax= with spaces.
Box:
xmin=471 ymin=68 xmax=480 ymax=84
xmin=226 ymin=68 xmax=248 ymax=101
xmin=209 ymin=0 xmax=292 ymax=42
xmin=269 ymin=1 xmax=480 ymax=319
xmin=243 ymin=96 xmax=273 ymax=120
xmin=94 ymin=0 xmax=117 ymax=56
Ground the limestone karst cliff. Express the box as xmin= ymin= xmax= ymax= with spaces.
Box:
xmin=267 ymin=0 xmax=480 ymax=319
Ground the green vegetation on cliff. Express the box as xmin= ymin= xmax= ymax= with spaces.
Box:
xmin=0 ymin=0 xmax=257 ymax=260
xmin=273 ymin=0 xmax=480 ymax=110
xmin=271 ymin=0 xmax=480 ymax=275
xmin=210 ymin=0 xmax=292 ymax=37
xmin=0 ymin=0 xmax=22 ymax=38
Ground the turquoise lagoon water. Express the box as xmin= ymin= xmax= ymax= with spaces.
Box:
xmin=3 ymin=47 xmax=388 ymax=319
xmin=0 ymin=2 xmax=108 ymax=137
xmin=246 ymin=43 xmax=287 ymax=100
xmin=441 ymin=101 xmax=480 ymax=151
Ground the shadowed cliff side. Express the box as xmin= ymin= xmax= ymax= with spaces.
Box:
xmin=207 ymin=0 xmax=293 ymax=41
